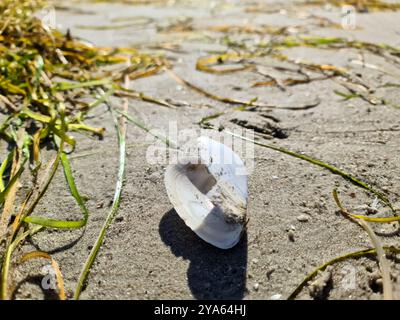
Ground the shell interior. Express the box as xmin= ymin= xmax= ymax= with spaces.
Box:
xmin=164 ymin=136 xmax=248 ymax=249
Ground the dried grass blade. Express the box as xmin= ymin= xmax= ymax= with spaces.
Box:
xmin=224 ymin=130 xmax=393 ymax=209
xmin=74 ymin=68 xmax=130 ymax=300
xmin=333 ymin=190 xmax=393 ymax=300
xmin=20 ymin=251 xmax=66 ymax=300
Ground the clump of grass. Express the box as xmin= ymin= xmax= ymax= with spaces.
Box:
xmin=193 ymin=28 xmax=400 ymax=107
xmin=74 ymin=84 xmax=129 ymax=299
xmin=0 ymin=0 xmax=164 ymax=134
xmin=0 ymin=0 xmax=166 ymax=299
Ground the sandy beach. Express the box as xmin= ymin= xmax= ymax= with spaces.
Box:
xmin=4 ymin=0 xmax=400 ymax=300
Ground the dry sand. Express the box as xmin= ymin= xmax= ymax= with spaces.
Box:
xmin=7 ymin=0 xmax=400 ymax=299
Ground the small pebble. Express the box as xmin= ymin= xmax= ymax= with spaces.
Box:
xmin=266 ymin=269 xmax=275 ymax=279
xmin=252 ymin=258 xmax=259 ymax=264
xmin=296 ymin=214 xmax=309 ymax=222
xmin=146 ymin=171 xmax=161 ymax=183
xmin=96 ymin=202 xmax=104 ymax=209
xmin=253 ymin=283 xmax=259 ymax=291
xmin=365 ymin=265 xmax=373 ymax=273
xmin=270 ymin=293 xmax=282 ymax=300
xmin=288 ymin=230 xmax=295 ymax=242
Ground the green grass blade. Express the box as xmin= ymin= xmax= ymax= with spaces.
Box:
xmin=224 ymin=130 xmax=393 ymax=210
xmin=287 ymin=248 xmax=375 ymax=300
xmin=74 ymin=106 xmax=127 ymax=300
xmin=21 ymin=108 xmax=52 ymax=123
xmin=88 ymin=88 xmax=115 ymax=110
xmin=115 ymin=109 xmax=177 ymax=149
xmin=350 ymin=214 xmax=400 ymax=223
xmin=333 ymin=189 xmax=393 ymax=299
xmin=23 ymin=151 xmax=89 ymax=229
xmin=0 ymin=150 xmax=14 ymax=192
xmin=199 ymin=112 xmax=225 ymax=129
xmin=60 ymin=152 xmax=89 ymax=222
xmin=0 ymin=159 xmax=26 ymax=205
xmin=55 ymin=79 xmax=112 ymax=91
xmin=32 ymin=55 xmax=44 ymax=94
xmin=1 ymin=225 xmax=43 ymax=300
xmin=288 ymin=246 xmax=400 ymax=300
xmin=23 ymin=216 xmax=86 ymax=229
xmin=52 ymin=126 xmax=76 ymax=147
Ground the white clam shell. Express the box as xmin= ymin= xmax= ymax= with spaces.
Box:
xmin=164 ymin=136 xmax=248 ymax=249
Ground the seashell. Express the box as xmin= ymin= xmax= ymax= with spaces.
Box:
xmin=164 ymin=136 xmax=248 ymax=249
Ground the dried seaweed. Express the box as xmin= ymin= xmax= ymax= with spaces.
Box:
xmin=0 ymin=0 xmax=166 ymax=299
